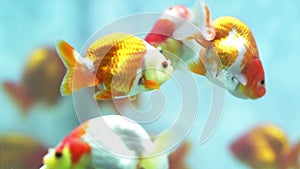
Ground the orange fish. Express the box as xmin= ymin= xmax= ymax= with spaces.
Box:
xmin=57 ymin=33 xmax=173 ymax=100
xmin=173 ymin=0 xmax=266 ymax=99
xmin=2 ymin=47 xmax=66 ymax=113
xmin=230 ymin=124 xmax=290 ymax=169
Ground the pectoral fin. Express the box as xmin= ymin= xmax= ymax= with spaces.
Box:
xmin=143 ymin=80 xmax=160 ymax=90
xmin=93 ymin=90 xmax=112 ymax=100
xmin=129 ymin=95 xmax=137 ymax=101
xmin=234 ymin=73 xmax=247 ymax=86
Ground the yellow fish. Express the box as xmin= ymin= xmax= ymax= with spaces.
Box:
xmin=230 ymin=124 xmax=290 ymax=169
xmin=2 ymin=47 xmax=66 ymax=113
xmin=57 ymin=33 xmax=173 ymax=100
xmin=0 ymin=134 xmax=47 ymax=169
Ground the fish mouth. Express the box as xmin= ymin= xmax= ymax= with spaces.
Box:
xmin=228 ymin=84 xmax=251 ymax=99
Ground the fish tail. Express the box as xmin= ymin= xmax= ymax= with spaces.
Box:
xmin=2 ymin=81 xmax=35 ymax=114
xmin=56 ymin=40 xmax=98 ymax=96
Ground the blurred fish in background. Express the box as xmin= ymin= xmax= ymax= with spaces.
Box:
xmin=2 ymin=47 xmax=66 ymax=114
xmin=0 ymin=133 xmax=48 ymax=169
xmin=145 ymin=5 xmax=195 ymax=67
xmin=169 ymin=141 xmax=191 ymax=169
xmin=230 ymin=124 xmax=290 ymax=169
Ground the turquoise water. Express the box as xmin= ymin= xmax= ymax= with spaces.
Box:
xmin=0 ymin=0 xmax=300 ymax=168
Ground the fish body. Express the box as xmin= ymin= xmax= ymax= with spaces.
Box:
xmin=173 ymin=1 xmax=266 ymax=99
xmin=205 ymin=16 xmax=265 ymax=99
xmin=0 ymin=134 xmax=47 ymax=169
xmin=230 ymin=124 xmax=289 ymax=169
xmin=57 ymin=33 xmax=173 ymax=100
xmin=40 ymin=115 xmax=169 ymax=169
xmin=145 ymin=5 xmax=195 ymax=65
xmin=2 ymin=48 xmax=65 ymax=113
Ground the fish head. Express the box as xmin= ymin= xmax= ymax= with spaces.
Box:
xmin=161 ymin=5 xmax=194 ymax=22
xmin=41 ymin=138 xmax=92 ymax=169
xmin=41 ymin=147 xmax=72 ymax=169
xmin=143 ymin=43 xmax=174 ymax=88
xmin=242 ymin=59 xmax=266 ymax=99
xmin=229 ymin=59 xmax=266 ymax=99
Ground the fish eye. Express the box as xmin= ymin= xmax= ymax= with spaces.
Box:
xmin=138 ymin=77 xmax=144 ymax=85
xmin=157 ymin=47 xmax=163 ymax=54
xmin=162 ymin=61 xmax=168 ymax=68
xmin=231 ymin=77 xmax=238 ymax=82
xmin=55 ymin=151 xmax=63 ymax=158
xmin=260 ymin=79 xmax=265 ymax=85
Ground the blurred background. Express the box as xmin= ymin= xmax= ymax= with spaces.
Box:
xmin=0 ymin=0 xmax=299 ymax=169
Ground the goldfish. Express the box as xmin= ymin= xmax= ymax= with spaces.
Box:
xmin=57 ymin=33 xmax=173 ymax=100
xmin=40 ymin=115 xmax=169 ymax=169
xmin=145 ymin=5 xmax=195 ymax=66
xmin=0 ymin=134 xmax=48 ymax=169
xmin=2 ymin=47 xmax=66 ymax=113
xmin=230 ymin=124 xmax=290 ymax=169
xmin=173 ymin=0 xmax=266 ymax=99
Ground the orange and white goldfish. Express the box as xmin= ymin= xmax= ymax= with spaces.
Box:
xmin=2 ymin=47 xmax=66 ymax=113
xmin=230 ymin=124 xmax=290 ymax=169
xmin=173 ymin=0 xmax=266 ymax=99
xmin=0 ymin=134 xmax=48 ymax=169
xmin=40 ymin=115 xmax=169 ymax=169
xmin=57 ymin=33 xmax=173 ymax=100
xmin=145 ymin=5 xmax=195 ymax=66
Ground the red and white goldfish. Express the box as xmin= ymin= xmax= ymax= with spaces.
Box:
xmin=145 ymin=5 xmax=195 ymax=65
xmin=57 ymin=33 xmax=173 ymax=100
xmin=145 ymin=5 xmax=194 ymax=46
xmin=230 ymin=124 xmax=290 ymax=169
xmin=2 ymin=47 xmax=66 ymax=114
xmin=40 ymin=115 xmax=169 ymax=169
xmin=173 ymin=0 xmax=266 ymax=99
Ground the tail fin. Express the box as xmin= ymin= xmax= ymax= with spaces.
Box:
xmin=56 ymin=40 xmax=78 ymax=96
xmin=56 ymin=40 xmax=98 ymax=96
xmin=173 ymin=0 xmax=215 ymax=47
xmin=2 ymin=81 xmax=35 ymax=114
xmin=193 ymin=0 xmax=215 ymax=41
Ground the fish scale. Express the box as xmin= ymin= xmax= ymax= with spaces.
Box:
xmin=85 ymin=33 xmax=146 ymax=96
xmin=212 ymin=16 xmax=259 ymax=68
